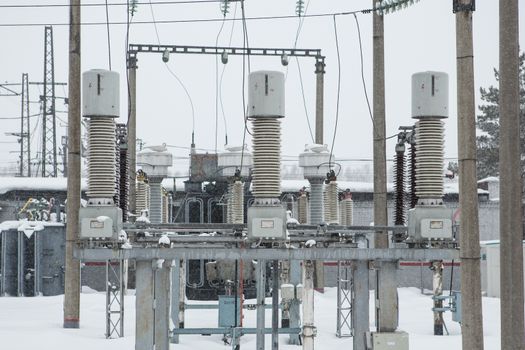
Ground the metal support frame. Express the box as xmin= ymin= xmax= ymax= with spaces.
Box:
xmin=352 ymin=260 xmax=370 ymax=350
xmin=171 ymin=259 xmax=181 ymax=344
xmin=154 ymin=260 xmax=171 ymax=350
xmin=0 ymin=232 xmax=4 ymax=296
xmin=272 ymin=260 xmax=280 ymax=350
xmin=20 ymin=73 xmax=31 ymax=177
xmin=256 ymin=260 xmax=267 ymax=350
xmin=105 ymin=259 xmax=125 ymax=338
xmin=17 ymin=232 xmax=24 ymax=296
xmin=135 ymin=260 xmax=154 ymax=350
xmin=336 ymin=261 xmax=353 ymax=337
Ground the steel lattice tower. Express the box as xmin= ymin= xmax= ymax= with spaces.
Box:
xmin=41 ymin=26 xmax=58 ymax=177
xmin=20 ymin=73 xmax=31 ymax=177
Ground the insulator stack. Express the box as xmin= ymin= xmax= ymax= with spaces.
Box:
xmin=394 ymin=151 xmax=406 ymax=225
xmin=297 ymin=192 xmax=308 ymax=224
xmin=162 ymin=189 xmax=169 ymax=224
xmin=114 ymin=131 xmax=120 ymax=207
xmin=231 ymin=180 xmax=244 ymax=224
xmin=415 ymin=119 xmax=445 ymax=202
xmin=309 ymin=181 xmax=324 ymax=225
xmin=118 ymin=128 xmax=129 ymax=221
xmin=226 ymin=183 xmax=233 ymax=224
xmin=324 ymin=181 xmax=339 ymax=225
xmin=252 ymin=118 xmax=282 ymax=199
xmin=87 ymin=117 xmax=117 ymax=200
xmin=409 ymin=144 xmax=417 ymax=208
xmin=136 ymin=177 xmax=149 ymax=216
xmin=340 ymin=196 xmax=354 ymax=226
xmin=148 ymin=178 xmax=164 ymax=224
xmin=339 ymin=201 xmax=346 ymax=226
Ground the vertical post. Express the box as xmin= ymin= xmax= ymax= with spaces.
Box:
xmin=302 ymin=260 xmax=315 ymax=350
xmin=352 ymin=260 xmax=370 ymax=350
xmin=288 ymin=260 xmax=301 ymax=345
xmin=127 ymin=57 xmax=137 ymax=219
xmin=455 ymin=2 xmax=485 ymax=349
xmin=315 ymin=58 xmax=325 ymax=145
xmin=256 ymin=259 xmax=266 ymax=350
xmin=63 ymin=0 xmax=81 ymax=329
xmin=171 ymin=259 xmax=181 ymax=344
xmin=373 ymin=0 xmax=397 ymax=333
xmin=499 ymin=0 xmax=524 ymax=348
xmin=179 ymin=260 xmax=186 ymax=330
xmin=431 ymin=260 xmax=443 ymax=335
xmin=272 ymin=260 xmax=279 ymax=350
xmin=136 ymin=260 xmax=154 ymax=350
xmin=17 ymin=232 xmax=24 ymax=296
xmin=155 ymin=260 xmax=172 ymax=350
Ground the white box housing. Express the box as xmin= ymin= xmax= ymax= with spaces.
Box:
xmin=83 ymin=69 xmax=120 ymax=118
xmin=248 ymin=71 xmax=285 ymax=118
xmin=411 ymin=71 xmax=448 ymax=119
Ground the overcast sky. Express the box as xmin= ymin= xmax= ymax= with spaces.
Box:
xmin=0 ymin=0 xmax=523 ymax=176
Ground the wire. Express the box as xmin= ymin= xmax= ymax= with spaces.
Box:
xmin=149 ymin=0 xmax=196 ymax=137
xmin=215 ymin=14 xmax=227 ymax=153
xmin=105 ymin=0 xmax=112 ymax=70
xmin=0 ymin=0 xmax=227 ymax=8
xmin=0 ymin=9 xmax=373 ymax=27
xmin=125 ymin=0 xmax=133 ymax=126
xmin=352 ymin=13 xmax=374 ymax=128
xmin=329 ymin=15 xmax=341 ymax=169
xmin=0 ymin=113 xmax=40 ymax=120
xmin=239 ymin=0 xmax=251 ymax=172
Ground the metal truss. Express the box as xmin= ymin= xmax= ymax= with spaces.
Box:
xmin=336 ymin=261 xmax=353 ymax=337
xmin=106 ymin=259 xmax=125 ymax=338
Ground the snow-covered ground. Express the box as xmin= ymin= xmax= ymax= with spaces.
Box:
xmin=0 ymin=287 xmax=500 ymax=349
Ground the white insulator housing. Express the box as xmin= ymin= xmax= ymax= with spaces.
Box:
xmin=298 ymin=193 xmax=308 ymax=224
xmin=231 ymin=180 xmax=244 ymax=224
xmin=247 ymin=71 xmax=285 ymax=118
xmin=299 ymin=144 xmax=333 ymax=179
xmin=82 ymin=69 xmax=120 ymax=118
xmin=340 ymin=198 xmax=354 ymax=226
xmin=148 ymin=178 xmax=163 ymax=224
xmin=86 ymin=117 xmax=117 ymax=200
xmin=309 ymin=180 xmax=324 ymax=225
xmin=415 ymin=119 xmax=445 ymax=200
xmin=162 ymin=191 xmax=169 ymax=223
xmin=252 ymin=118 xmax=282 ymax=199
xmin=226 ymin=183 xmax=233 ymax=224
xmin=218 ymin=145 xmax=253 ymax=177
xmin=137 ymin=146 xmax=173 ymax=178
xmin=136 ymin=180 xmax=149 ymax=215
xmin=411 ymin=71 xmax=449 ymax=119
xmin=324 ymin=181 xmax=339 ymax=225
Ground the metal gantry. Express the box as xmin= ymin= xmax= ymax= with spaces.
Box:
xmin=20 ymin=73 xmax=31 ymax=177
xmin=336 ymin=260 xmax=353 ymax=337
xmin=41 ymin=25 xmax=58 ymax=177
xmin=105 ymin=259 xmax=125 ymax=338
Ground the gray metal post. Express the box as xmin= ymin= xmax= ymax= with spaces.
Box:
xmin=256 ymin=259 xmax=267 ymax=350
xmin=17 ymin=232 xmax=24 ymax=296
xmin=499 ymin=0 xmax=524 ymax=348
xmin=128 ymin=58 xmax=137 ymax=220
xmin=431 ymin=260 xmax=443 ymax=335
xmin=455 ymin=2 xmax=485 ymax=348
xmin=1 ymin=232 xmax=6 ymax=296
xmin=63 ymin=0 xmax=81 ymax=329
xmin=272 ymin=260 xmax=279 ymax=350
xmin=352 ymin=261 xmax=369 ymax=350
xmin=315 ymin=60 xmax=325 ymax=145
xmin=302 ymin=260 xmax=315 ymax=350
xmin=154 ymin=260 xmax=172 ymax=350
xmin=288 ymin=260 xmax=301 ymax=345
xmin=135 ymin=260 xmax=154 ymax=350
xmin=375 ymin=262 xmax=398 ymax=331
xmin=34 ymin=232 xmax=41 ymax=295
xmin=171 ymin=259 xmax=181 ymax=344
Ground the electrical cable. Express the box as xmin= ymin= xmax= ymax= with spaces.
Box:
xmin=125 ymin=0 xmax=134 ymax=126
xmin=0 ymin=113 xmax=40 ymax=120
xmin=148 ymin=0 xmax=196 ymax=137
xmin=105 ymin=0 xmax=113 ymax=70
xmin=214 ymin=13 xmax=227 ymax=153
xmin=329 ymin=15 xmax=341 ymax=169
xmin=0 ymin=0 xmax=227 ymax=8
xmin=0 ymin=9 xmax=373 ymax=27
xmin=239 ymin=0 xmax=251 ymax=171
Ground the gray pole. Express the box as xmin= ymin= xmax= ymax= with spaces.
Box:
xmin=373 ymin=2 xmax=397 ymax=332
xmin=154 ymin=260 xmax=172 ymax=350
xmin=256 ymin=260 xmax=267 ymax=350
xmin=128 ymin=58 xmax=137 ymax=220
xmin=272 ymin=260 xmax=279 ymax=350
xmin=63 ymin=0 xmax=81 ymax=329
xmin=315 ymin=59 xmax=325 ymax=145
xmin=499 ymin=0 xmax=524 ymax=348
xmin=455 ymin=2 xmax=484 ymax=348
xmin=352 ymin=261 xmax=369 ymax=350
xmin=136 ymin=260 xmax=154 ymax=350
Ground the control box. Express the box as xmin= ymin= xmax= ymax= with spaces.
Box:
xmin=407 ymin=206 xmax=453 ymax=241
xmin=367 ymin=331 xmax=409 ymax=350
xmin=247 ymin=205 xmax=287 ymax=240
xmin=79 ymin=206 xmax=122 ymax=240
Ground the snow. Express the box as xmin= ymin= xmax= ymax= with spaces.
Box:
xmin=158 ymin=235 xmax=171 ymax=246
xmin=0 ymin=287 xmax=501 ymax=350
xmin=478 ymin=176 xmax=499 ymax=183
xmin=305 ymin=239 xmax=316 ymax=247
xmin=0 ymin=177 xmax=88 ymax=195
xmin=0 ymin=220 xmax=63 ymax=234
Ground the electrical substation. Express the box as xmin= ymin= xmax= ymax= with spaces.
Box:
xmin=69 ymin=42 xmax=460 ymax=350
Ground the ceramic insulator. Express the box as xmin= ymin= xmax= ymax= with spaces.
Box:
xmin=136 ymin=180 xmax=149 ymax=215
xmin=87 ymin=117 xmax=117 ymax=199
xmin=231 ymin=180 xmax=244 ymax=224
xmin=298 ymin=193 xmax=308 ymax=224
xmin=309 ymin=181 xmax=324 ymax=225
xmin=149 ymin=178 xmax=163 ymax=224
xmin=340 ymin=198 xmax=353 ymax=226
xmin=252 ymin=118 xmax=281 ymax=199
xmin=324 ymin=181 xmax=339 ymax=225
xmin=415 ymin=119 xmax=444 ymax=200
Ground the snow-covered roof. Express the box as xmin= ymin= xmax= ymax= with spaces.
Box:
xmin=0 ymin=177 xmax=88 ymax=195
xmin=444 ymin=181 xmax=489 ymax=195
xmin=478 ymin=176 xmax=499 ymax=183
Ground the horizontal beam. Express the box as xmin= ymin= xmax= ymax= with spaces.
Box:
xmin=74 ymin=247 xmax=459 ymax=261
xmin=128 ymin=44 xmax=324 ymax=61
xmin=171 ymin=327 xmax=301 ymax=335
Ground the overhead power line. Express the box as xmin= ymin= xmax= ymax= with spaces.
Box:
xmin=0 ymin=0 xmax=227 ymax=9
xmin=0 ymin=9 xmax=371 ymax=27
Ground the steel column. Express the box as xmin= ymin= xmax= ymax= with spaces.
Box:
xmin=352 ymin=260 xmax=369 ymax=350
xmin=154 ymin=260 xmax=171 ymax=350
xmin=135 ymin=260 xmax=154 ymax=350
xmin=256 ymin=259 xmax=267 ymax=350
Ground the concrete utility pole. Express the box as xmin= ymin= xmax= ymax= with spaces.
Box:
xmin=128 ymin=57 xmax=137 ymax=220
xmin=315 ymin=60 xmax=325 ymax=145
xmin=63 ymin=0 xmax=81 ymax=329
xmin=499 ymin=0 xmax=524 ymax=348
xmin=454 ymin=1 xmax=484 ymax=348
xmin=373 ymin=3 xmax=398 ymax=332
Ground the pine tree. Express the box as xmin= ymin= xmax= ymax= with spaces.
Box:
xmin=476 ymin=52 xmax=525 ymax=179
